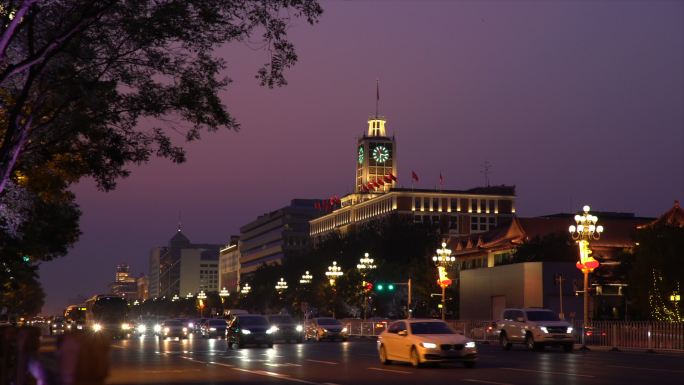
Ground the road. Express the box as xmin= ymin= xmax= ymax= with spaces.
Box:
xmin=100 ymin=336 xmax=684 ymax=385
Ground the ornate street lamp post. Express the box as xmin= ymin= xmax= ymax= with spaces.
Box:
xmin=326 ymin=261 xmax=344 ymax=318
xmin=357 ymin=253 xmax=377 ymax=320
xmin=300 ymin=271 xmax=313 ymax=284
xmin=197 ymin=290 xmax=207 ymax=318
xmin=275 ymin=278 xmax=288 ymax=299
xmin=432 ymin=242 xmax=456 ymax=320
xmin=219 ymin=287 xmax=230 ymax=316
xmin=240 ymin=283 xmax=251 ymax=295
xmin=171 ymin=294 xmax=179 ymax=302
xmin=569 ymin=205 xmax=604 ymax=347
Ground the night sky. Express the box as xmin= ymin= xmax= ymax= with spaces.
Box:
xmin=39 ymin=1 xmax=684 ymax=315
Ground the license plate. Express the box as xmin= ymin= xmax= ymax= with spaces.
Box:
xmin=552 ymin=335 xmax=566 ymax=339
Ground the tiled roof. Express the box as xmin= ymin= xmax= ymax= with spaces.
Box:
xmin=638 ymin=200 xmax=684 ymax=228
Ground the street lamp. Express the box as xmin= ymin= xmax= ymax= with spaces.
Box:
xmin=171 ymin=294 xmax=179 ymax=302
xmin=357 ymin=253 xmax=377 ymax=320
xmin=326 ymin=261 xmax=344 ymax=318
xmin=219 ymin=287 xmax=230 ymax=299
xmin=240 ymin=283 xmax=251 ymax=295
xmin=569 ymin=205 xmax=604 ymax=347
xmin=671 ymin=293 xmax=681 ymax=303
xmin=275 ymin=278 xmax=288 ymax=293
xmin=300 ymin=271 xmax=313 ymax=284
xmin=326 ymin=261 xmax=343 ymax=286
xmin=432 ymin=242 xmax=456 ymax=320
xmin=186 ymin=292 xmax=194 ymax=299
xmin=197 ymin=290 xmax=207 ymax=318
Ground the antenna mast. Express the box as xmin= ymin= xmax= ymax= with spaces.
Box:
xmin=375 ymin=78 xmax=380 ymax=118
xmin=481 ymin=161 xmax=492 ymax=187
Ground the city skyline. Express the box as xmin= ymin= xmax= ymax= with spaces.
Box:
xmin=39 ymin=1 xmax=683 ymax=314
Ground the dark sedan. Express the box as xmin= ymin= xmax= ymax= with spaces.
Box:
xmin=159 ymin=319 xmax=189 ymax=340
xmin=267 ymin=314 xmax=304 ymax=343
xmin=227 ymin=315 xmax=275 ymax=349
xmin=202 ymin=319 xmax=228 ymax=339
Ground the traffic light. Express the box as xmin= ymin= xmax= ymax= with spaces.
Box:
xmin=22 ymin=255 xmax=30 ymax=264
xmin=375 ymin=283 xmax=395 ymax=292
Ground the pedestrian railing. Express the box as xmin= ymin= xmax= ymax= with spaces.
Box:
xmin=343 ymin=319 xmax=388 ymax=337
xmin=573 ymin=320 xmax=684 ymax=351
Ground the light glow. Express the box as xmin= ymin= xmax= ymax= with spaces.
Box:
xmin=421 ymin=342 xmax=437 ymax=349
xmin=465 ymin=341 xmax=476 ymax=348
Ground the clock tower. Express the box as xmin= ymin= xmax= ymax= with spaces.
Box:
xmin=355 ymin=117 xmax=397 ymax=193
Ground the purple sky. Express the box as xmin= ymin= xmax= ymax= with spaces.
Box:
xmin=39 ymin=1 xmax=684 ymax=314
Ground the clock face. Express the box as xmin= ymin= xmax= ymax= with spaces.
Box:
xmin=358 ymin=146 xmax=364 ymax=164
xmin=372 ymin=145 xmax=390 ymax=163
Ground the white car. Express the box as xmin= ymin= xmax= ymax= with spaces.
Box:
xmin=377 ymin=319 xmax=477 ymax=368
xmin=498 ymin=308 xmax=574 ymax=351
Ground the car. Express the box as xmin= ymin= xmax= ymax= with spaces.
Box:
xmin=202 ymin=319 xmax=228 ymax=339
xmin=49 ymin=317 xmax=67 ymax=335
xmin=498 ymin=308 xmax=574 ymax=352
xmin=226 ymin=314 xmax=275 ymax=348
xmin=377 ymin=319 xmax=478 ymax=368
xmin=583 ymin=325 xmax=607 ymax=345
xmin=305 ymin=317 xmax=348 ymax=342
xmin=133 ymin=316 xmax=162 ymax=337
xmin=267 ymin=314 xmax=304 ymax=343
xmin=469 ymin=321 xmax=500 ymax=341
xmin=158 ymin=319 xmax=189 ymax=340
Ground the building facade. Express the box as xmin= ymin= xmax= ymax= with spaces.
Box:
xmin=109 ymin=264 xmax=139 ymax=300
xmin=219 ymin=236 xmax=240 ymax=294
xmin=310 ymin=115 xmax=515 ymax=240
xmin=149 ymin=229 xmax=222 ymax=298
xmin=136 ymin=274 xmax=149 ymax=301
xmin=239 ymin=199 xmax=322 ymax=275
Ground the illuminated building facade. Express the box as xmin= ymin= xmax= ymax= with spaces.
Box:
xmin=109 ymin=264 xmax=139 ymax=299
xmin=310 ymin=114 xmax=516 ymax=240
xmin=219 ymin=236 xmax=241 ymax=294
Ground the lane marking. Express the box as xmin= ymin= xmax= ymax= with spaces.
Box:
xmin=306 ymin=359 xmax=338 ymax=365
xmin=609 ymin=365 xmax=684 ymax=374
xmin=367 ymin=367 xmax=412 ymax=374
xmin=499 ymin=368 xmax=594 ymax=378
xmin=209 ymin=362 xmax=234 ymax=368
xmin=232 ymin=367 xmax=319 ymax=384
xmin=464 ymin=379 xmax=515 ymax=385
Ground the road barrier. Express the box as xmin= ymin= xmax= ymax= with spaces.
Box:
xmin=573 ymin=320 xmax=684 ymax=352
xmin=343 ymin=319 xmax=389 ymax=337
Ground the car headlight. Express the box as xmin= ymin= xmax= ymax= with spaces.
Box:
xmin=209 ymin=327 xmax=216 ymax=331
xmin=540 ymin=326 xmax=549 ymax=334
xmin=153 ymin=324 xmax=161 ymax=333
xmin=296 ymin=325 xmax=303 ymax=332
xmin=183 ymin=327 xmax=188 ymax=332
xmin=164 ymin=327 xmax=170 ymax=333
xmin=266 ymin=326 xmax=278 ymax=334
xmin=121 ymin=323 xmax=131 ymax=330
xmin=241 ymin=329 xmax=251 ymax=335
xmin=465 ymin=341 xmax=476 ymax=349
xmin=567 ymin=327 xmax=573 ymax=334
xmin=341 ymin=327 xmax=348 ymax=333
xmin=188 ymin=323 xmax=194 ymax=328
xmin=137 ymin=325 xmax=147 ymax=334
xmin=76 ymin=325 xmax=83 ymax=330
xmin=420 ymin=342 xmax=437 ymax=349
xmin=93 ymin=323 xmax=102 ymax=332
xmin=321 ymin=328 xmax=328 ymax=333
xmin=67 ymin=325 xmax=72 ymax=329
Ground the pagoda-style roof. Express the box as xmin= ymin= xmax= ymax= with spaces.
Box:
xmin=449 ymin=213 xmax=653 ymax=255
xmin=638 ymin=200 xmax=684 ymax=229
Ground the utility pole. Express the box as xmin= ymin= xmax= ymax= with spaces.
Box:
xmin=556 ymin=274 xmax=565 ymax=320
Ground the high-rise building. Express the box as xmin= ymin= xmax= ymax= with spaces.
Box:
xmin=239 ymin=199 xmax=322 ymax=276
xmin=219 ymin=236 xmax=240 ymax=294
xmin=149 ymin=228 xmax=222 ymax=298
xmin=109 ymin=264 xmax=138 ymax=299
xmin=136 ymin=274 xmax=149 ymax=300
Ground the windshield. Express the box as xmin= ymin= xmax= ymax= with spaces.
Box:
xmin=209 ymin=320 xmax=226 ymax=326
xmin=410 ymin=322 xmax=455 ymax=335
xmin=526 ymin=311 xmax=560 ymax=321
xmin=269 ymin=315 xmax=294 ymax=324
xmin=91 ymin=297 xmax=127 ymax=322
xmin=164 ymin=320 xmax=182 ymax=326
xmin=317 ymin=318 xmax=341 ymax=326
xmin=240 ymin=316 xmax=268 ymax=326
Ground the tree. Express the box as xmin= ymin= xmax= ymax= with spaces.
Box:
xmin=0 ymin=0 xmax=322 ymax=273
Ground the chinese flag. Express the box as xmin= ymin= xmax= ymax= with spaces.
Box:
xmin=411 ymin=171 xmax=419 ymax=182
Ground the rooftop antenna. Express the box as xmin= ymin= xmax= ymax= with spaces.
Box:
xmin=481 ymin=161 xmax=492 ymax=187
xmin=375 ymin=78 xmax=380 ymax=118
xmin=177 ymin=211 xmax=182 ymax=232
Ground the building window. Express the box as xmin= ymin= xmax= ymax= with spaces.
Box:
xmin=470 ymin=199 xmax=477 ymax=212
xmin=449 ymin=215 xmax=459 ymax=230
xmin=422 ymin=197 xmax=429 ymax=211
xmin=432 ymin=198 xmax=439 ymax=211
xmin=450 ymin=199 xmax=457 ymax=211
xmin=471 ymin=216 xmax=479 ymax=231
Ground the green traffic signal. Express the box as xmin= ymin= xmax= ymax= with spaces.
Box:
xmin=375 ymin=283 xmax=395 ymax=292
xmin=388 ymin=284 xmax=395 ymax=291
xmin=377 ymin=284 xmax=384 ymax=291
xmin=22 ymin=255 xmax=30 ymax=263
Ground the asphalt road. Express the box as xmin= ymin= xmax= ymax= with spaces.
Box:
xmin=104 ymin=336 xmax=684 ymax=385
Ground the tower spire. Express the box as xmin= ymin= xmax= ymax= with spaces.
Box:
xmin=177 ymin=211 xmax=182 ymax=232
xmin=375 ymin=78 xmax=380 ymax=118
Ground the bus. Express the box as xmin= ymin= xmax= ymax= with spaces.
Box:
xmin=84 ymin=295 xmax=130 ymax=338
xmin=64 ymin=304 xmax=87 ymax=331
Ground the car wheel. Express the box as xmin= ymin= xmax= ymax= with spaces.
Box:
xmin=525 ymin=334 xmax=537 ymax=351
xmin=500 ymin=333 xmax=512 ymax=350
xmin=563 ymin=344 xmax=574 ymax=352
xmin=379 ymin=345 xmax=391 ymax=365
xmin=409 ymin=347 xmax=422 ymax=368
xmin=237 ymin=339 xmax=245 ymax=349
xmin=463 ymin=361 xmax=476 ymax=369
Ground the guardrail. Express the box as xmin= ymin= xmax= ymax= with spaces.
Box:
xmin=573 ymin=320 xmax=684 ymax=351
xmin=343 ymin=319 xmax=388 ymax=337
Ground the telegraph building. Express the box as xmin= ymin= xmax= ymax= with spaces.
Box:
xmin=310 ymin=92 xmax=517 ymax=241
